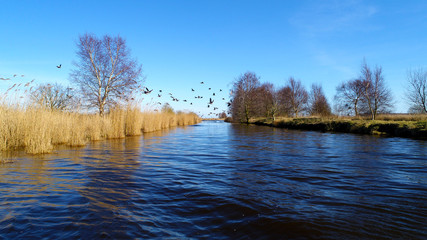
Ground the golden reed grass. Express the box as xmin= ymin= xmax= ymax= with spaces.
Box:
xmin=0 ymin=105 xmax=200 ymax=154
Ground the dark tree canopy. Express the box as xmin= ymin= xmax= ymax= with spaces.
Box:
xmin=70 ymin=33 xmax=143 ymax=115
xmin=309 ymin=84 xmax=331 ymax=116
xmin=230 ymin=72 xmax=261 ymax=123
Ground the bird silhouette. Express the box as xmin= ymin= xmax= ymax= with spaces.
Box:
xmin=209 ymin=98 xmax=214 ymax=104
xmin=220 ymin=89 xmax=222 ymax=91
xmin=213 ymin=93 xmax=215 ymax=96
xmin=143 ymin=87 xmax=153 ymax=94
xmin=159 ymin=90 xmax=162 ymax=92
xmin=200 ymin=82 xmax=204 ymax=84
xmin=191 ymin=88 xmax=195 ymax=91
xmin=158 ymin=94 xmax=161 ymax=97
xmin=209 ymin=88 xmax=211 ymax=90
xmin=57 ymin=64 xmax=62 ymax=68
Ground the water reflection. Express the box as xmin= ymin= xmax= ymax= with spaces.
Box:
xmin=0 ymin=121 xmax=426 ymax=239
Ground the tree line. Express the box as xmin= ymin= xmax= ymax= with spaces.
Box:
xmin=229 ymin=60 xmax=427 ymax=123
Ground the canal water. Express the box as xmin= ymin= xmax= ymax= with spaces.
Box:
xmin=0 ymin=121 xmax=426 ymax=239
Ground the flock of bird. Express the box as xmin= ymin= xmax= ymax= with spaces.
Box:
xmin=1 ymin=64 xmax=229 ymax=117
xmin=142 ymin=80 xmax=228 ymax=116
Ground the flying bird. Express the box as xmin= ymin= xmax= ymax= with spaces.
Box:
xmin=209 ymin=98 xmax=214 ymax=104
xmin=209 ymin=88 xmax=211 ymax=90
xmin=200 ymin=82 xmax=204 ymax=84
xmin=191 ymin=88 xmax=195 ymax=91
xmin=213 ymin=93 xmax=215 ymax=96
xmin=57 ymin=64 xmax=62 ymax=68
xmin=0 ymin=78 xmax=11 ymax=80
xmin=158 ymin=94 xmax=161 ymax=97
xmin=159 ymin=90 xmax=162 ymax=92
xmin=143 ymin=87 xmax=153 ymax=94
xmin=220 ymin=89 xmax=222 ymax=91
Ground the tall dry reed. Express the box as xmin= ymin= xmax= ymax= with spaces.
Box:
xmin=0 ymin=104 xmax=200 ymax=154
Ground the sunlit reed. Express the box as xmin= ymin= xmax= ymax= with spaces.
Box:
xmin=0 ymin=104 xmax=200 ymax=154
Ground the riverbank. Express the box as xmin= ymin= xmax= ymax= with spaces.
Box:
xmin=202 ymin=118 xmax=225 ymax=121
xmin=0 ymin=105 xmax=201 ymax=154
xmin=250 ymin=116 xmax=427 ymax=140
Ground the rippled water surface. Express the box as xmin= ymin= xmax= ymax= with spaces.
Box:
xmin=1 ymin=121 xmax=426 ymax=239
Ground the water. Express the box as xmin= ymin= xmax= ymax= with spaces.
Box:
xmin=1 ymin=121 xmax=426 ymax=239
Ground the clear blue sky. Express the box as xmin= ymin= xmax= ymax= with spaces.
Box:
xmin=1 ymin=0 xmax=426 ymax=116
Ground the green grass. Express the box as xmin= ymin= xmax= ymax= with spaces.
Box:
xmin=251 ymin=116 xmax=427 ymax=140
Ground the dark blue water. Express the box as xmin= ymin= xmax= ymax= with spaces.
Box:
xmin=1 ymin=121 xmax=426 ymax=239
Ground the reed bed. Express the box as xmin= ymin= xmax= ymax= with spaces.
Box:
xmin=0 ymin=105 xmax=200 ymax=154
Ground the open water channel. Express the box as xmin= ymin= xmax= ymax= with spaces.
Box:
xmin=0 ymin=121 xmax=426 ymax=239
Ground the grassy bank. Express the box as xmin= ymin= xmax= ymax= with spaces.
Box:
xmin=250 ymin=116 xmax=427 ymax=140
xmin=0 ymin=105 xmax=201 ymax=154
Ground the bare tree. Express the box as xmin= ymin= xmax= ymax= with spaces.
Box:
xmin=309 ymin=84 xmax=331 ymax=116
xmin=70 ymin=33 xmax=143 ymax=115
xmin=277 ymin=86 xmax=292 ymax=116
xmin=161 ymin=103 xmax=175 ymax=114
xmin=218 ymin=111 xmax=227 ymax=119
xmin=359 ymin=61 xmax=393 ymax=120
xmin=263 ymin=83 xmax=281 ymax=121
xmin=229 ymin=72 xmax=260 ymax=123
xmin=281 ymin=77 xmax=308 ymax=117
xmin=256 ymin=82 xmax=281 ymax=120
xmin=406 ymin=68 xmax=427 ymax=113
xmin=30 ymin=83 xmax=77 ymax=111
xmin=334 ymin=79 xmax=364 ymax=116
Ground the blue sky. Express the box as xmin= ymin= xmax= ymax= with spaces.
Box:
xmin=1 ymin=0 xmax=426 ymax=116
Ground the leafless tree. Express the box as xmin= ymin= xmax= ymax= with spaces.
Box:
xmin=229 ymin=72 xmax=261 ymax=123
xmin=263 ymin=83 xmax=281 ymax=121
xmin=359 ymin=61 xmax=393 ymax=120
xmin=280 ymin=77 xmax=308 ymax=117
xmin=255 ymin=82 xmax=281 ymax=120
xmin=406 ymin=68 xmax=427 ymax=113
xmin=161 ymin=103 xmax=175 ymax=114
xmin=30 ymin=83 xmax=78 ymax=111
xmin=309 ymin=84 xmax=331 ymax=116
xmin=334 ymin=79 xmax=364 ymax=116
xmin=70 ymin=33 xmax=143 ymax=115
xmin=218 ymin=111 xmax=227 ymax=119
xmin=277 ymin=86 xmax=292 ymax=116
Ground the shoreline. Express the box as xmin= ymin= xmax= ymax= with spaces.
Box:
xmin=249 ymin=118 xmax=427 ymax=140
